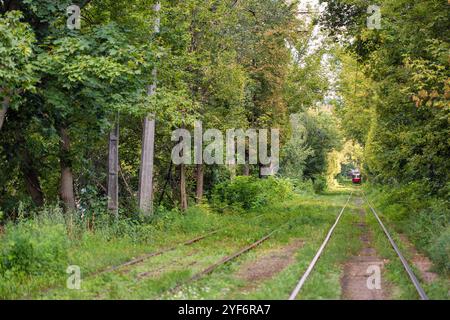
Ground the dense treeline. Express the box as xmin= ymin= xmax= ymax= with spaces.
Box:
xmin=0 ymin=0 xmax=448 ymax=298
xmin=322 ymin=0 xmax=449 ymax=195
xmin=0 ymin=0 xmax=340 ymax=220
xmin=321 ymin=0 xmax=449 ymax=272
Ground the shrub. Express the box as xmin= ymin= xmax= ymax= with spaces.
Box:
xmin=312 ymin=176 xmax=327 ymax=194
xmin=211 ymin=176 xmax=294 ymax=212
xmin=289 ymin=179 xmax=314 ymax=194
xmin=428 ymin=227 xmax=450 ymax=274
xmin=0 ymin=218 xmax=69 ymax=276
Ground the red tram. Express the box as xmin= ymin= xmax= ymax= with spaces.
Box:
xmin=352 ymin=173 xmax=362 ymax=184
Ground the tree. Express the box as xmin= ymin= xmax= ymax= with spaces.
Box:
xmin=0 ymin=11 xmax=36 ymax=131
xmin=322 ymin=0 xmax=449 ymax=195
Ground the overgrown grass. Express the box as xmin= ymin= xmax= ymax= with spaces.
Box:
xmin=4 ymin=181 xmax=445 ymax=300
xmin=0 ymin=189 xmax=354 ymax=300
xmin=365 ymin=183 xmax=449 ymax=276
xmin=0 ymin=204 xmax=226 ymax=299
xmin=156 ymin=193 xmax=357 ymax=300
xmin=365 ymin=207 xmax=449 ymax=300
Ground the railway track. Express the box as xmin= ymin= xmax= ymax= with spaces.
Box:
xmin=85 ymin=212 xmax=272 ymax=278
xmin=34 ymin=212 xmax=270 ymax=297
xmin=288 ymin=191 xmax=429 ymax=300
xmin=162 ymin=216 xmax=304 ymax=297
xmin=41 ymin=207 xmax=308 ymax=298
xmin=289 ymin=192 xmax=353 ymax=300
xmin=96 ymin=194 xmax=355 ymax=298
xmin=92 ymin=229 xmax=220 ymax=277
xmin=88 ymin=213 xmax=296 ymax=277
xmin=89 ymin=212 xmax=303 ymax=299
xmin=362 ymin=191 xmax=429 ymax=300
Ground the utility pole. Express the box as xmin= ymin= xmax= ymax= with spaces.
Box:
xmin=138 ymin=2 xmax=160 ymax=215
xmin=107 ymin=118 xmax=119 ymax=218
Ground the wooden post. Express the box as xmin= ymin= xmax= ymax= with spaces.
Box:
xmin=138 ymin=112 xmax=156 ymax=215
xmin=138 ymin=2 xmax=160 ymax=215
xmin=107 ymin=121 xmax=119 ymax=218
xmin=180 ymin=163 xmax=188 ymax=211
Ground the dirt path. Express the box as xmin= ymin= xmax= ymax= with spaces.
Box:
xmin=341 ymin=198 xmax=390 ymax=300
xmin=398 ymin=234 xmax=438 ymax=284
xmin=236 ymin=239 xmax=304 ymax=291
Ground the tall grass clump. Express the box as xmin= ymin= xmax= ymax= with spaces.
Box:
xmin=0 ymin=208 xmax=69 ymax=298
xmin=312 ymin=175 xmax=327 ymax=194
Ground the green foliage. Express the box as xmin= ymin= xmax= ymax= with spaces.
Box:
xmin=0 ymin=10 xmax=37 ymax=105
xmin=312 ymin=176 xmax=327 ymax=194
xmin=324 ymin=0 xmax=449 ymax=195
xmin=290 ymin=179 xmax=314 ymax=194
xmin=428 ymin=228 xmax=450 ymax=274
xmin=211 ymin=177 xmax=294 ymax=212
xmin=0 ymin=0 xmax=340 ymax=217
xmin=279 ymin=113 xmax=313 ymax=180
xmin=302 ymin=112 xmax=343 ymax=179
xmin=0 ymin=215 xmax=69 ymax=276
xmin=367 ymin=183 xmax=449 ymax=274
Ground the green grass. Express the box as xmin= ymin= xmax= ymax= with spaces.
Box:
xmin=6 ymin=191 xmax=353 ymax=300
xmin=296 ymin=204 xmax=361 ymax=300
xmin=153 ymin=193 xmax=356 ymax=300
xmin=364 ymin=184 xmax=449 ymax=275
xmin=364 ymin=198 xmax=449 ymax=300
xmin=3 ymin=186 xmax=445 ymax=300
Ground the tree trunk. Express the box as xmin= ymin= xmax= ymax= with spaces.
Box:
xmin=0 ymin=95 xmax=9 ymax=131
xmin=180 ymin=163 xmax=188 ymax=211
xmin=195 ymin=164 xmax=204 ymax=203
xmin=59 ymin=126 xmax=76 ymax=212
xmin=259 ymin=164 xmax=270 ymax=178
xmin=21 ymin=150 xmax=44 ymax=207
xmin=107 ymin=122 xmax=119 ymax=218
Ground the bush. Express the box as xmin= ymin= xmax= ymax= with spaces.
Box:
xmin=313 ymin=176 xmax=327 ymax=194
xmin=211 ymin=176 xmax=294 ymax=212
xmin=0 ymin=218 xmax=69 ymax=276
xmin=288 ymin=179 xmax=314 ymax=194
xmin=428 ymin=227 xmax=450 ymax=273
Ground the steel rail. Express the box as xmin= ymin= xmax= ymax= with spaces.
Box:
xmin=165 ymin=217 xmax=302 ymax=295
xmin=362 ymin=191 xmax=429 ymax=300
xmin=91 ymin=212 xmax=271 ymax=277
xmin=289 ymin=192 xmax=353 ymax=300
xmin=93 ymin=230 xmax=219 ymax=276
xmin=34 ymin=212 xmax=272 ymax=298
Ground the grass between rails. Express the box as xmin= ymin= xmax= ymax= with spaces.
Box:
xmin=0 ymin=206 xmax=240 ymax=299
xmin=294 ymin=199 xmax=361 ymax=300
